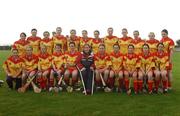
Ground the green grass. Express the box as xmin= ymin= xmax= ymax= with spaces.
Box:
xmin=0 ymin=50 xmax=180 ymax=116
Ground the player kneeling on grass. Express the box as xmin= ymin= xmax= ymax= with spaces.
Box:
xmin=37 ymin=45 xmax=52 ymax=90
xmin=49 ymin=44 xmax=65 ymax=92
xmin=76 ymin=44 xmax=95 ymax=95
xmin=139 ymin=44 xmax=155 ymax=94
xmin=94 ymin=44 xmax=112 ymax=92
xmin=3 ymin=48 xmax=23 ymax=90
xmin=64 ymin=42 xmax=80 ymax=92
xmin=154 ymin=43 xmax=169 ymax=93
xmin=109 ymin=43 xmax=124 ymax=92
xmin=123 ymin=44 xmax=140 ymax=95
xmin=21 ymin=46 xmax=38 ymax=88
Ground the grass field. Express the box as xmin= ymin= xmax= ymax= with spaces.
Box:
xmin=0 ymin=50 xmax=180 ymax=116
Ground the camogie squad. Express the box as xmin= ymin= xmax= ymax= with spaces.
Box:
xmin=2 ymin=27 xmax=174 ymax=95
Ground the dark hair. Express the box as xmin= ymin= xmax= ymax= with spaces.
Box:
xmin=113 ymin=43 xmax=120 ymax=49
xmin=128 ymin=44 xmax=134 ymax=49
xmin=70 ymin=29 xmax=76 ymax=33
xmin=142 ymin=43 xmax=150 ymax=49
xmin=157 ymin=42 xmax=164 ymax=48
xmin=108 ymin=27 xmax=113 ymax=30
xmin=161 ymin=29 xmax=168 ymax=34
xmin=133 ymin=30 xmax=139 ymax=35
xmin=55 ymin=44 xmax=62 ymax=48
xmin=94 ymin=30 xmax=100 ymax=34
xmin=122 ymin=28 xmax=128 ymax=32
xmin=20 ymin=32 xmax=26 ymax=37
xmin=31 ymin=28 xmax=37 ymax=32
xmin=69 ymin=41 xmax=75 ymax=46
xmin=82 ymin=30 xmax=88 ymax=33
xmin=83 ymin=43 xmax=91 ymax=48
xmin=43 ymin=31 xmax=50 ymax=35
xmin=98 ymin=44 xmax=105 ymax=48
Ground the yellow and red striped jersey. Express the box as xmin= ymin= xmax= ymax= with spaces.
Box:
xmin=119 ymin=36 xmax=133 ymax=55
xmin=154 ymin=51 xmax=169 ymax=70
xmin=94 ymin=52 xmax=112 ymax=69
xmin=12 ymin=39 xmax=29 ymax=57
xmin=52 ymin=35 xmax=67 ymax=52
xmin=139 ymin=53 xmax=155 ymax=71
xmin=103 ymin=36 xmax=118 ymax=54
xmin=22 ymin=54 xmax=38 ymax=71
xmin=131 ymin=38 xmax=145 ymax=55
xmin=123 ymin=53 xmax=139 ymax=71
xmin=146 ymin=39 xmax=159 ymax=54
xmin=3 ymin=56 xmax=24 ymax=77
xmin=160 ymin=37 xmax=175 ymax=55
xmin=38 ymin=53 xmax=52 ymax=71
xmin=67 ymin=36 xmax=80 ymax=52
xmin=79 ymin=37 xmax=92 ymax=52
xmin=52 ymin=52 xmax=65 ymax=70
xmin=109 ymin=52 xmax=124 ymax=71
xmin=64 ymin=51 xmax=80 ymax=67
xmin=40 ymin=38 xmax=53 ymax=55
xmin=91 ymin=38 xmax=103 ymax=54
xmin=27 ymin=36 xmax=41 ymax=55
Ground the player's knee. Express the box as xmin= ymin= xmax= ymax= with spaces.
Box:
xmin=109 ymin=71 xmax=114 ymax=78
xmin=104 ymin=70 xmax=109 ymax=75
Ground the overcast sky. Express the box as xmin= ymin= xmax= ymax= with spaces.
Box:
xmin=0 ymin=0 xmax=180 ymax=45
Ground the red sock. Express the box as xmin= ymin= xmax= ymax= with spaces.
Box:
xmin=118 ymin=78 xmax=124 ymax=89
xmin=133 ymin=80 xmax=138 ymax=93
xmin=64 ymin=77 xmax=69 ymax=86
xmin=148 ymin=80 xmax=153 ymax=92
xmin=38 ymin=77 xmax=44 ymax=89
xmin=108 ymin=78 xmax=114 ymax=88
xmin=163 ymin=80 xmax=168 ymax=90
xmin=96 ymin=79 xmax=102 ymax=87
xmin=125 ymin=78 xmax=129 ymax=91
xmin=168 ymin=81 xmax=171 ymax=88
xmin=42 ymin=77 xmax=47 ymax=89
xmin=49 ymin=78 xmax=54 ymax=87
xmin=155 ymin=80 xmax=160 ymax=91
xmin=72 ymin=78 xmax=77 ymax=86
xmin=138 ymin=80 xmax=143 ymax=91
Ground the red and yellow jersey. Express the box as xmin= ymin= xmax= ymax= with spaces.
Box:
xmin=94 ymin=52 xmax=112 ymax=69
xmin=109 ymin=52 xmax=124 ymax=71
xmin=38 ymin=53 xmax=52 ymax=71
xmin=27 ymin=36 xmax=41 ymax=55
xmin=12 ymin=39 xmax=29 ymax=57
xmin=103 ymin=36 xmax=118 ymax=54
xmin=22 ymin=54 xmax=38 ymax=71
xmin=40 ymin=38 xmax=53 ymax=55
xmin=67 ymin=36 xmax=80 ymax=52
xmin=154 ymin=51 xmax=169 ymax=70
xmin=52 ymin=35 xmax=67 ymax=52
xmin=139 ymin=53 xmax=155 ymax=71
xmin=119 ymin=36 xmax=133 ymax=55
xmin=91 ymin=38 xmax=103 ymax=54
xmin=123 ymin=53 xmax=139 ymax=71
xmin=64 ymin=51 xmax=80 ymax=67
xmin=146 ymin=39 xmax=159 ymax=54
xmin=3 ymin=56 xmax=23 ymax=77
xmin=52 ymin=52 xmax=65 ymax=70
xmin=160 ymin=37 xmax=175 ymax=55
xmin=79 ymin=37 xmax=92 ymax=51
xmin=131 ymin=38 xmax=145 ymax=54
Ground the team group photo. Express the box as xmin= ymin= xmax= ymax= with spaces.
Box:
xmin=0 ymin=0 xmax=180 ymax=115
xmin=2 ymin=27 xmax=175 ymax=95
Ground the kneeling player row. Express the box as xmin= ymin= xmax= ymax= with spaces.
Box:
xmin=3 ymin=42 xmax=171 ymax=95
